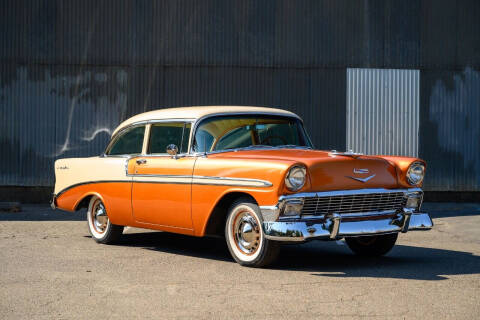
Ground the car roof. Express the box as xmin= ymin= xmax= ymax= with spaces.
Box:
xmin=112 ymin=106 xmax=300 ymax=136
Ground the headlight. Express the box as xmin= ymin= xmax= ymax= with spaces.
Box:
xmin=285 ymin=165 xmax=306 ymax=191
xmin=406 ymin=162 xmax=425 ymax=185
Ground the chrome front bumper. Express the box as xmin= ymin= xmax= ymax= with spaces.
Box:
xmin=262 ymin=210 xmax=433 ymax=242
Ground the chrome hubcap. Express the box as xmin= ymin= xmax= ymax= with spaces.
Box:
xmin=92 ymin=201 xmax=108 ymax=233
xmin=233 ymin=212 xmax=261 ymax=255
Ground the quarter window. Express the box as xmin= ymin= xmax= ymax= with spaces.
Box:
xmin=148 ymin=122 xmax=191 ymax=154
xmin=107 ymin=126 xmax=145 ymax=155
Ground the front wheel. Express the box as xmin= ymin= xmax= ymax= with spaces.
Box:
xmin=87 ymin=196 xmax=124 ymax=244
xmin=345 ymin=233 xmax=398 ymax=257
xmin=225 ymin=198 xmax=279 ymax=267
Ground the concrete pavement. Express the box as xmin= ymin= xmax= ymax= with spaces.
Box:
xmin=1 ymin=203 xmax=479 ymax=319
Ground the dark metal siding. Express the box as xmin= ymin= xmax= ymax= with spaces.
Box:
xmin=0 ymin=0 xmax=479 ymax=191
xmin=0 ymin=65 xmax=129 ymax=185
xmin=420 ymin=68 xmax=480 ymax=191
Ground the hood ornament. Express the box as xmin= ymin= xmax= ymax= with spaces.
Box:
xmin=329 ymin=150 xmax=363 ymax=158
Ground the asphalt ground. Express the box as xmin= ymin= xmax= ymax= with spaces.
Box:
xmin=1 ymin=203 xmax=479 ymax=319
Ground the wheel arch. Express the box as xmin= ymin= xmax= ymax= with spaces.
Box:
xmin=203 ymin=191 xmax=257 ymax=237
xmin=74 ymin=192 xmax=105 ymax=211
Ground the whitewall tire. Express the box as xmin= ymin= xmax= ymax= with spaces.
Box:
xmin=225 ymin=198 xmax=279 ymax=267
xmin=87 ymin=196 xmax=123 ymax=244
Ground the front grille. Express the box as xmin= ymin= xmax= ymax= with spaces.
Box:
xmin=301 ymin=191 xmax=407 ymax=216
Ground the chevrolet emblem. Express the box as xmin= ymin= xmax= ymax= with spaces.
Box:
xmin=346 ymin=174 xmax=376 ymax=183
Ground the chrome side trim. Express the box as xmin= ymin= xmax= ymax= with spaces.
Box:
xmin=56 ymin=174 xmax=272 ymax=197
xmin=132 ymin=174 xmax=272 ymax=187
xmin=55 ymin=180 xmax=132 ymax=198
xmin=193 ymin=175 xmax=272 ymax=187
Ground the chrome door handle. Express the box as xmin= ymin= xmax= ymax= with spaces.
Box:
xmin=136 ymin=159 xmax=147 ymax=165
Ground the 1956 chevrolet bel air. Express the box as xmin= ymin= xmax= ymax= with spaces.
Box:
xmin=52 ymin=106 xmax=433 ymax=267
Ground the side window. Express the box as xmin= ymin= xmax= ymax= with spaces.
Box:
xmin=148 ymin=122 xmax=191 ymax=154
xmin=107 ymin=126 xmax=145 ymax=155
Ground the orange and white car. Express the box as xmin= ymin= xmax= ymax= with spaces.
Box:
xmin=52 ymin=106 xmax=433 ymax=267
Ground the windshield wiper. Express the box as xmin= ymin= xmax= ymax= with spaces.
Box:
xmin=244 ymin=145 xmax=275 ymax=149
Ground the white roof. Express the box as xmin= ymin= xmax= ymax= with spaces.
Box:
xmin=113 ymin=106 xmax=299 ymax=136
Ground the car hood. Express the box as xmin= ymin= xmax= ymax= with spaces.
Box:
xmin=210 ymin=149 xmax=400 ymax=191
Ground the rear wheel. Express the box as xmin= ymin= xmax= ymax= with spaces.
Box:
xmin=225 ymin=198 xmax=279 ymax=267
xmin=87 ymin=196 xmax=123 ymax=244
xmin=345 ymin=233 xmax=398 ymax=257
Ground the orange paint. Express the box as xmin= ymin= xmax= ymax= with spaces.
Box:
xmin=55 ymin=147 xmax=426 ymax=237
xmin=55 ymin=182 xmax=133 ymax=226
xmin=130 ymin=156 xmax=195 ymax=229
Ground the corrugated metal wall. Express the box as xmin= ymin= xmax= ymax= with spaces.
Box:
xmin=347 ymin=68 xmax=419 ymax=157
xmin=420 ymin=68 xmax=480 ymax=191
xmin=1 ymin=0 xmax=479 ymax=191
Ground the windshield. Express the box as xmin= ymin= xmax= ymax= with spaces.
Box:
xmin=192 ymin=115 xmax=312 ymax=153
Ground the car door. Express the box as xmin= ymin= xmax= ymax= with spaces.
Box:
xmin=131 ymin=121 xmax=195 ymax=230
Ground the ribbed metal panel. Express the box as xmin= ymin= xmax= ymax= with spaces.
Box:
xmin=0 ymin=1 xmax=479 ymax=193
xmin=127 ymin=66 xmax=345 ymax=151
xmin=0 ymin=64 xmax=344 ymax=186
xmin=420 ymin=68 xmax=480 ymax=191
xmin=56 ymin=0 xmax=133 ymax=66
xmin=0 ymin=65 xmax=129 ymax=186
xmin=347 ymin=68 xmax=420 ymax=157
xmin=1 ymin=1 xmax=479 ymax=68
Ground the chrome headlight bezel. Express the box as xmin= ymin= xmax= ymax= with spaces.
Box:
xmin=285 ymin=165 xmax=306 ymax=191
xmin=406 ymin=162 xmax=425 ymax=186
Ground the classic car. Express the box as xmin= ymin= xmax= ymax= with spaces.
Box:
xmin=52 ymin=106 xmax=433 ymax=267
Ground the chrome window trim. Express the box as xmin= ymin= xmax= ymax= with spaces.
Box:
xmin=145 ymin=120 xmax=193 ymax=155
xmin=103 ymin=118 xmax=195 ymax=157
xmin=105 ymin=111 xmax=312 ymax=157
xmin=189 ymin=111 xmax=311 ymax=154
xmin=103 ymin=124 xmax=147 ymax=157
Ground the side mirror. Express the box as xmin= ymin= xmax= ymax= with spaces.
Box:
xmin=166 ymin=144 xmax=178 ymax=156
